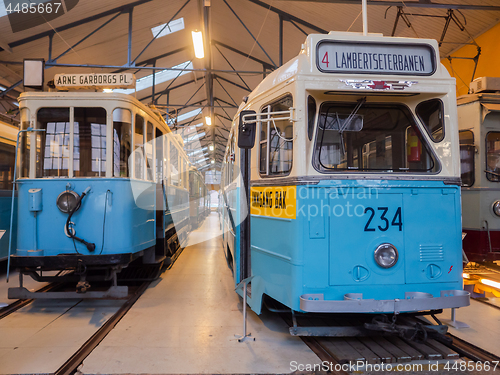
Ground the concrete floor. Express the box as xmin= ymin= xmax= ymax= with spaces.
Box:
xmin=80 ymin=213 xmax=319 ymax=374
xmin=440 ymin=298 xmax=500 ymax=357
xmin=3 ymin=213 xmax=500 ymax=374
xmin=0 ymin=298 xmax=123 ymax=374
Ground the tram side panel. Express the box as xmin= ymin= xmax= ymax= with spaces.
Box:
xmin=459 ymin=94 xmax=500 ymax=261
xmin=1 ymin=123 xmax=20 ymax=261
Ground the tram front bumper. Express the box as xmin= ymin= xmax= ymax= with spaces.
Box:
xmin=299 ymin=290 xmax=470 ymax=313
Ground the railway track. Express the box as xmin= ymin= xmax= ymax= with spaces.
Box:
xmin=0 ymin=282 xmax=62 ymax=319
xmin=271 ymin=303 xmax=500 ymax=373
xmin=54 ymin=281 xmax=150 ymax=375
xmin=0 ymin=280 xmax=150 ymax=375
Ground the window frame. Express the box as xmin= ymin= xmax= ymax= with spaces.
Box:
xmin=258 ymin=93 xmax=294 ymax=178
xmin=459 ymin=129 xmax=475 ymax=187
xmin=415 ymin=98 xmax=445 ymax=143
xmin=112 ymin=107 xmax=132 ymax=178
xmin=311 ymin=101 xmax=441 ymax=175
xmin=307 ymin=95 xmax=317 ymax=141
xmin=485 ymin=131 xmax=500 ymax=183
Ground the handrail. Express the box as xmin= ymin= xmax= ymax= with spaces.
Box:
xmin=242 ymin=109 xmax=296 ymax=124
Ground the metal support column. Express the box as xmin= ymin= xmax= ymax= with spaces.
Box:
xmin=128 ymin=8 xmax=133 ymax=66
xmin=279 ymin=15 xmax=283 ymax=67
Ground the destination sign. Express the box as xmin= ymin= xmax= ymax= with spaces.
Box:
xmin=317 ymin=41 xmax=435 ymax=76
xmin=250 ymin=186 xmax=296 ymax=220
xmin=54 ymin=73 xmax=136 ymax=89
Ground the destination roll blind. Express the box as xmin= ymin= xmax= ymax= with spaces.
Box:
xmin=317 ymin=41 xmax=435 ymax=76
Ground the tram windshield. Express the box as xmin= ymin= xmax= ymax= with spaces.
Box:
xmin=313 ymin=102 xmax=438 ymax=173
xmin=34 ymin=107 xmax=107 ymax=178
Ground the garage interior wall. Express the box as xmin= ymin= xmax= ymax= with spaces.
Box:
xmin=442 ymin=21 xmax=500 ymax=97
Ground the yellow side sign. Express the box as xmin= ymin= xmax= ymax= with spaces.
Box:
xmin=250 ymin=186 xmax=296 ymax=219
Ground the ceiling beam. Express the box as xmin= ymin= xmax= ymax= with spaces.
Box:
xmin=139 ymin=79 xmax=198 ymax=101
xmin=267 ymin=0 xmax=500 ymax=11
xmin=4 ymin=0 xmax=154 ymax=51
xmin=248 ymin=0 xmax=328 ymax=33
xmin=214 ymin=74 xmax=251 ymax=92
xmin=213 ymin=40 xmax=275 ymax=70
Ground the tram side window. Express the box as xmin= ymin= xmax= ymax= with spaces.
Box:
xmin=459 ymin=130 xmax=474 ymax=187
xmin=36 ymin=108 xmax=70 ymax=177
xmin=18 ymin=107 xmax=30 ymax=178
xmin=113 ymin=108 xmax=131 ymax=177
xmin=486 ymin=131 xmax=500 ymax=182
xmin=146 ymin=122 xmax=154 ymax=181
xmin=259 ymin=109 xmax=268 ymax=174
xmin=74 ymin=107 xmax=107 ymax=177
xmin=0 ymin=142 xmax=15 ymax=190
xmin=416 ymin=99 xmax=444 ymax=142
xmin=259 ymin=95 xmax=294 ymax=176
xmin=134 ymin=115 xmax=145 ymax=179
xmin=307 ymin=96 xmax=316 ymax=141
xmin=170 ymin=143 xmax=179 ymax=186
xmin=313 ymin=103 xmax=438 ymax=173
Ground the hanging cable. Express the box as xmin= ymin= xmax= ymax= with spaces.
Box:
xmin=66 ymin=187 xmax=95 ymax=252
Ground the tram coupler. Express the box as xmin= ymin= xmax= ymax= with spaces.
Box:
xmin=364 ymin=315 xmax=449 ymax=343
xmin=76 ymin=280 xmax=91 ymax=293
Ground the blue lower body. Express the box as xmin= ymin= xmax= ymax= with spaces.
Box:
xmin=239 ymin=180 xmax=468 ymax=314
xmin=0 ymin=192 xmax=16 ymax=261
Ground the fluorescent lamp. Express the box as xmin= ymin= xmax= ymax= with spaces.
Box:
xmin=195 ymin=157 xmax=209 ymax=164
xmin=188 ymin=147 xmax=208 ymax=156
xmin=183 ymin=131 xmax=206 ymax=143
xmin=103 ymin=89 xmax=113 ymax=93
xmin=481 ymin=278 xmax=500 ymax=289
xmin=205 ymin=116 xmax=212 ymax=126
xmin=151 ymin=18 xmax=185 ymax=38
xmin=192 ymin=30 xmax=204 ymax=59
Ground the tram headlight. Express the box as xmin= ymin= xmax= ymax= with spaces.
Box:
xmin=56 ymin=190 xmax=80 ymax=213
xmin=374 ymin=243 xmax=398 ymax=269
xmin=493 ymin=201 xmax=500 ymax=217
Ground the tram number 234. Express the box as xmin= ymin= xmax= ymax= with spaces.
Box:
xmin=364 ymin=207 xmax=402 ymax=232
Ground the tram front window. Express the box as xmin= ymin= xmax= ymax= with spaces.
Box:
xmin=36 ymin=108 xmax=70 ymax=177
xmin=35 ymin=107 xmax=107 ymax=178
xmin=74 ymin=107 xmax=107 ymax=177
xmin=313 ymin=102 xmax=438 ymax=173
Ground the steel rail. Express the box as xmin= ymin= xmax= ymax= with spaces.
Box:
xmin=54 ymin=281 xmax=151 ymax=375
xmin=0 ymin=282 xmax=61 ymax=320
xmin=446 ymin=333 xmax=500 ymax=363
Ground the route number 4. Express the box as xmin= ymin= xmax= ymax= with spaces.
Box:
xmin=322 ymin=52 xmax=329 ymax=68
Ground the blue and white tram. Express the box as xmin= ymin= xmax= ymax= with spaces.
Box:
xmin=9 ymin=91 xmax=190 ymax=297
xmin=0 ymin=120 xmax=18 ymax=261
xmin=189 ymin=166 xmax=209 ymax=230
xmin=221 ymin=32 xmax=469 ymax=328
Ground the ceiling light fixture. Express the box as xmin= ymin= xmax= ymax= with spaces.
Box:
xmin=192 ymin=30 xmax=204 ymax=59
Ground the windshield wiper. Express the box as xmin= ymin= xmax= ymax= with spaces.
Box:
xmin=338 ymin=97 xmax=366 ymax=155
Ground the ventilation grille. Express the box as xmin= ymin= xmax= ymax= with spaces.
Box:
xmin=419 ymin=245 xmax=444 ymax=262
